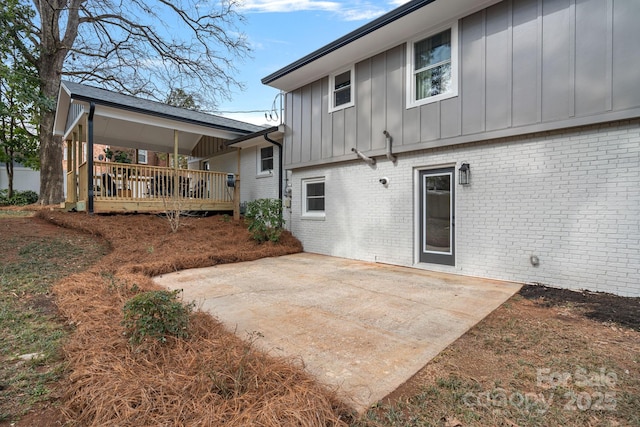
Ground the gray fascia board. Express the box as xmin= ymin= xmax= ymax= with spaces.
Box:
xmin=261 ymin=0 xmax=436 ymax=85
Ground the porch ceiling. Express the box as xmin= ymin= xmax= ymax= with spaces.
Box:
xmin=79 ymin=102 xmax=221 ymax=155
xmin=54 ymin=81 xmax=264 ymax=155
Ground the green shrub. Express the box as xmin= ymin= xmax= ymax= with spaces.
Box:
xmin=244 ymin=198 xmax=284 ymax=243
xmin=0 ymin=189 xmax=39 ymax=206
xmin=122 ymin=290 xmax=193 ymax=345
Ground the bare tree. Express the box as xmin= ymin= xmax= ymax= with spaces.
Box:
xmin=8 ymin=0 xmax=249 ymax=204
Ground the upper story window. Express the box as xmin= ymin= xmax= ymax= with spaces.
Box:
xmin=329 ymin=66 xmax=355 ymax=112
xmin=407 ymin=23 xmax=458 ymax=108
xmin=259 ymin=146 xmax=274 ymax=173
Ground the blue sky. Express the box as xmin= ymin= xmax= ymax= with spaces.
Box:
xmin=215 ymin=0 xmax=409 ymax=125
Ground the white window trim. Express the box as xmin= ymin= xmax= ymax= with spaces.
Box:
xmin=406 ymin=22 xmax=458 ymax=109
xmin=256 ymin=145 xmax=274 ymax=177
xmin=302 ymin=177 xmax=326 ymax=219
xmin=328 ymin=66 xmax=355 ymax=113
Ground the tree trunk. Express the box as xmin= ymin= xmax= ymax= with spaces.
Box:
xmin=5 ymin=161 xmax=14 ymax=199
xmin=38 ymin=111 xmax=64 ymax=205
xmin=37 ymin=54 xmax=65 ymax=205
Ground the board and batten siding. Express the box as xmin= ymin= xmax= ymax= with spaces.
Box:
xmin=283 ymin=0 xmax=640 ymax=169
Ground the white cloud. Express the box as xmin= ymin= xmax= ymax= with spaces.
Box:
xmin=238 ymin=0 xmax=398 ymax=21
xmin=341 ymin=6 xmax=386 ymax=21
xmin=239 ymin=0 xmax=341 ymax=13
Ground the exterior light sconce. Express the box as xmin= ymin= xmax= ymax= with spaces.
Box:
xmin=458 ymin=163 xmax=470 ymax=185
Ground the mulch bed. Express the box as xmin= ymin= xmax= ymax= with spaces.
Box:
xmin=36 ymin=211 xmax=354 ymax=426
xmin=519 ymin=284 xmax=640 ymax=331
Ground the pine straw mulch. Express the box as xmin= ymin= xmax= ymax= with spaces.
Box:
xmin=38 ymin=211 xmax=353 ymax=426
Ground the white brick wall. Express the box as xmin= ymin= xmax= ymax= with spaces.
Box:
xmin=286 ymin=119 xmax=640 ymax=297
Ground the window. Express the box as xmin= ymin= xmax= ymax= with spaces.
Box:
xmin=329 ymin=66 xmax=355 ymax=112
xmin=138 ymin=149 xmax=148 ymax=164
xmin=302 ymin=178 xmax=325 ymax=218
xmin=259 ymin=146 xmax=274 ymax=173
xmin=407 ymin=24 xmax=458 ymax=108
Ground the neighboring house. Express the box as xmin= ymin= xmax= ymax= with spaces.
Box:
xmin=0 ymin=163 xmax=39 ymax=194
xmin=262 ymin=0 xmax=640 ymax=297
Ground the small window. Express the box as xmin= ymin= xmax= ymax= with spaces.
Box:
xmin=260 ymin=146 xmax=274 ymax=173
xmin=329 ymin=67 xmax=355 ymax=112
xmin=138 ymin=149 xmax=148 ymax=164
xmin=407 ymin=23 xmax=458 ymax=108
xmin=302 ymin=178 xmax=325 ymax=218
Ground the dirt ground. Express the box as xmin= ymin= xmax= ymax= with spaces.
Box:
xmin=2 ymin=209 xmax=639 ymax=426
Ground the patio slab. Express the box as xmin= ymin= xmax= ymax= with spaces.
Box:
xmin=153 ymin=253 xmax=521 ymax=411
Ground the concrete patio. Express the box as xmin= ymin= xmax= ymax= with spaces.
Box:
xmin=154 ymin=253 xmax=521 ymax=411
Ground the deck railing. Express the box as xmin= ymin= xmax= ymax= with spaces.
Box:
xmin=92 ymin=161 xmax=233 ymax=203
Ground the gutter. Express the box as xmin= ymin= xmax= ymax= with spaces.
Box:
xmin=225 ymin=126 xmax=279 ymax=147
xmin=263 ymin=131 xmax=283 ymax=202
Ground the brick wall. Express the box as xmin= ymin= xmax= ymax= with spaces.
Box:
xmin=286 ymin=119 xmax=640 ymax=297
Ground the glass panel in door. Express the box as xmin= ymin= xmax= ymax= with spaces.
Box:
xmin=419 ymin=168 xmax=455 ymax=265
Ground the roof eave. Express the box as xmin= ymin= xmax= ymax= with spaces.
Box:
xmin=262 ymin=0 xmax=503 ymax=92
xmin=67 ymin=92 xmax=257 ymax=136
xmin=261 ymin=0 xmax=435 ymax=87
xmin=225 ymin=126 xmax=282 ymax=149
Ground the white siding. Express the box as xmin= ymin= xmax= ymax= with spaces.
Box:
xmin=239 ymin=145 xmax=279 ymax=203
xmin=286 ymin=119 xmax=640 ymax=297
xmin=206 ymin=145 xmax=279 ymax=205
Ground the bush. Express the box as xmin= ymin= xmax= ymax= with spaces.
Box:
xmin=244 ymin=198 xmax=284 ymax=243
xmin=0 ymin=189 xmax=38 ymax=206
xmin=122 ymin=290 xmax=193 ymax=345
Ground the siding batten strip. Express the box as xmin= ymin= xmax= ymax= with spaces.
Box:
xmin=568 ymin=0 xmax=576 ymax=118
xmin=536 ymin=0 xmax=543 ymax=124
xmin=605 ymin=0 xmax=613 ymax=112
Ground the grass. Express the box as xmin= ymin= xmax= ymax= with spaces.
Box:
xmin=352 ymin=294 xmax=640 ymax=427
xmin=0 ymin=226 xmax=109 ymax=423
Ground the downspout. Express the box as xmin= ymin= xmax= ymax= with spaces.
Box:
xmin=351 ymin=147 xmax=376 ymax=166
xmin=383 ymin=130 xmax=397 ymax=163
xmin=87 ymin=102 xmax=95 ymax=214
xmin=263 ymin=131 xmax=283 ymax=228
xmin=263 ymin=132 xmax=283 ymax=201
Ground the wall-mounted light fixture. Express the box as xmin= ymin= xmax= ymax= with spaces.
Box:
xmin=458 ymin=163 xmax=470 ymax=185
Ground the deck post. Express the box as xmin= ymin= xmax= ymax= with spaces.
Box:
xmin=233 ymin=148 xmax=241 ymax=221
xmin=77 ymin=125 xmax=83 ymax=167
xmin=70 ymin=132 xmax=78 ymax=203
xmin=173 ymin=130 xmax=179 ymax=205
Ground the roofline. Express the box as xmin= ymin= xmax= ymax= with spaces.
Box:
xmin=261 ymin=0 xmax=436 ymax=85
xmin=225 ymin=126 xmax=279 ymax=146
xmin=63 ymin=82 xmax=259 ymax=135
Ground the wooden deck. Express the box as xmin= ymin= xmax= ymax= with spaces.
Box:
xmin=68 ymin=161 xmax=235 ymax=214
